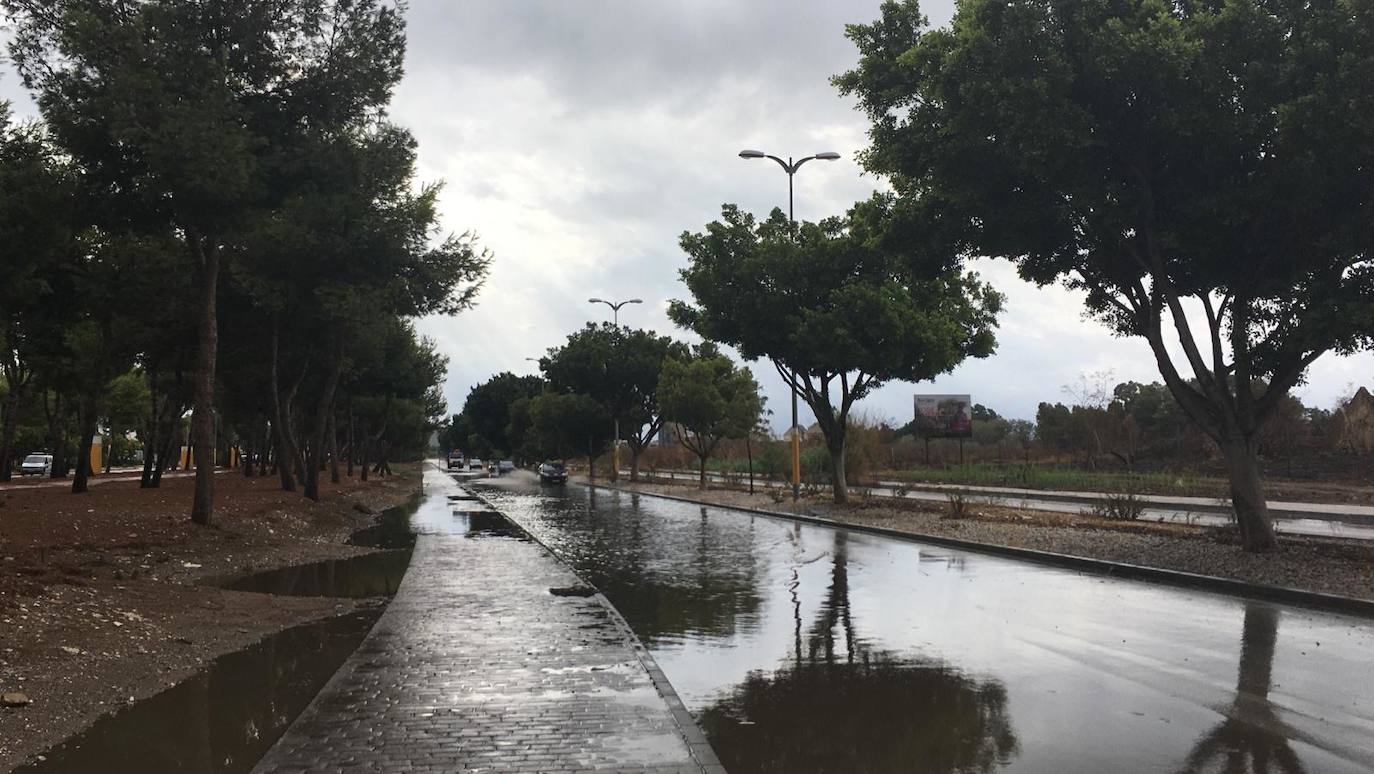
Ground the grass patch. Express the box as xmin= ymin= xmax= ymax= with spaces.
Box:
xmin=884 ymin=464 xmax=1229 ymax=498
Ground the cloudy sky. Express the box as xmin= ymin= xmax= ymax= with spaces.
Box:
xmin=4 ymin=0 xmax=1370 ymax=428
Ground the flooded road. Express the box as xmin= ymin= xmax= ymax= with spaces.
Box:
xmin=473 ymin=474 xmax=1374 ymax=773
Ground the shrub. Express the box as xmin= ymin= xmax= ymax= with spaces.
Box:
xmin=1091 ymin=490 xmax=1146 ymax=521
xmin=944 ymin=493 xmax=970 ymax=520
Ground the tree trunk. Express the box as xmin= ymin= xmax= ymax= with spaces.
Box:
xmin=269 ymin=322 xmax=298 ymax=493
xmin=828 ymin=440 xmax=849 ymax=505
xmin=359 ymin=427 xmax=370 ymax=482
xmin=43 ymin=390 xmax=70 ymax=479
xmin=747 ymin=435 xmax=755 ymax=495
xmin=346 ymin=401 xmax=355 ymax=478
xmin=72 ymin=393 xmax=98 ymax=494
xmin=329 ymin=411 xmax=340 ymax=485
xmin=303 ymin=350 xmax=343 ymax=502
xmin=0 ymin=373 xmax=24 ymax=483
xmin=698 ymin=453 xmax=708 ymax=490
xmin=189 ymin=242 xmax=220 ymax=526
xmin=629 ymin=443 xmax=642 ymax=482
xmin=1221 ymin=436 xmax=1277 ymax=552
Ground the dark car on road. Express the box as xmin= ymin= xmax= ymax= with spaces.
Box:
xmin=538 ymin=461 xmax=567 ymax=484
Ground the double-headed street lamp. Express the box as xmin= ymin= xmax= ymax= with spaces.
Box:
xmin=588 ymin=297 xmax=641 ymax=327
xmin=739 ymin=148 xmax=840 ymax=502
xmin=588 ymin=297 xmax=642 ymax=483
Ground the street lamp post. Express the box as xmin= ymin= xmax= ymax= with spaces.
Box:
xmin=738 ymin=148 xmax=840 ymax=502
xmin=588 ymin=297 xmax=642 ymax=483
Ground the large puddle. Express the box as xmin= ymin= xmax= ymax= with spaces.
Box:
xmin=13 ymin=610 xmax=379 ymax=774
xmin=475 ymin=477 xmax=1374 ymax=773
xmin=220 ymin=550 xmax=412 ymax=597
xmin=13 ymin=498 xmax=431 ymax=772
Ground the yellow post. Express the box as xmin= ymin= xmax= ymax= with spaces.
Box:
xmin=791 ymin=432 xmax=800 ymax=493
xmin=89 ymin=436 xmax=103 ymax=475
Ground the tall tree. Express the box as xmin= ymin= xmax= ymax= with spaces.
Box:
xmin=539 ymin=323 xmax=687 ymax=482
xmin=836 ymin=0 xmax=1374 ymax=550
xmin=526 ymin=393 xmax=612 ymax=476
xmin=672 ymin=198 xmax=1002 ymax=503
xmin=0 ymin=107 xmax=76 ymax=481
xmin=7 ymin=0 xmax=407 ymax=523
xmin=658 ymin=346 xmax=763 ymax=490
xmin=460 ymin=372 xmax=546 ymax=457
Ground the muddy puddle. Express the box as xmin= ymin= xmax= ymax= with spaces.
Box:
xmin=13 ymin=610 xmax=379 ymax=774
xmin=220 ymin=550 xmax=412 ymax=598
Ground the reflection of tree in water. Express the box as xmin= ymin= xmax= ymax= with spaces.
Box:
xmin=565 ymin=492 xmax=765 ymax=643
xmin=700 ymin=532 xmax=1019 ymax=773
xmin=1179 ymin=604 xmax=1306 ymax=774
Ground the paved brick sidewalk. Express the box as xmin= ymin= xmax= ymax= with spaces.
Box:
xmin=254 ymin=473 xmax=720 ymax=773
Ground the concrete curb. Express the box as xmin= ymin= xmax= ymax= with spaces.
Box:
xmin=461 ymin=478 xmax=726 ymax=774
xmin=590 ymin=482 xmax=1374 ymax=620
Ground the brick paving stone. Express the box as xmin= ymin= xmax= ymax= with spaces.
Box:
xmin=253 ymin=470 xmax=714 ymax=774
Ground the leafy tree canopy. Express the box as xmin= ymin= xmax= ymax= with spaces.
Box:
xmin=835 ymin=0 xmax=1374 ymax=550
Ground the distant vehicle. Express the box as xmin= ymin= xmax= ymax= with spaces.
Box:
xmin=487 ymin=462 xmax=498 ymax=475
xmin=20 ymin=453 xmax=53 ymax=476
xmin=498 ymin=460 xmax=515 ymax=473
xmin=467 ymin=458 xmax=483 ymax=471
xmin=538 ymin=461 xmax=567 ymax=484
xmin=446 ymin=451 xmax=463 ymax=469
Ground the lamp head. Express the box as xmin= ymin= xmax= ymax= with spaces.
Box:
xmin=738 ymin=149 xmax=766 ymax=159
xmin=815 ymin=151 xmax=841 ymax=161
xmin=627 ymin=298 xmax=643 ymax=305
xmin=588 ymin=297 xmax=604 ymax=304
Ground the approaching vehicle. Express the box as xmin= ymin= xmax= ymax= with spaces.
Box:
xmin=498 ymin=460 xmax=515 ymax=473
xmin=467 ymin=458 xmax=483 ymax=471
xmin=446 ymin=451 xmax=463 ymax=469
xmin=538 ymin=461 xmax=567 ymax=484
xmin=19 ymin=453 xmax=53 ymax=476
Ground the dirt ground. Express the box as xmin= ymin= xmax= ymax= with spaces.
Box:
xmin=0 ymin=465 xmax=420 ymax=771
xmin=605 ymin=476 xmax=1374 ymax=603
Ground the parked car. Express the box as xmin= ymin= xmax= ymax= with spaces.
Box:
xmin=498 ymin=460 xmax=515 ymax=473
xmin=20 ymin=453 xmax=53 ymax=476
xmin=446 ymin=451 xmax=463 ymax=469
xmin=538 ymin=461 xmax=567 ymax=484
xmin=467 ymin=458 xmax=483 ymax=471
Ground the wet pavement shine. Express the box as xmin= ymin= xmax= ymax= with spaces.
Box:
xmin=473 ymin=473 xmax=1374 ymax=774
xmin=251 ymin=467 xmax=716 ymax=774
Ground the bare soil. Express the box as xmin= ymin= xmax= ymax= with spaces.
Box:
xmin=0 ymin=465 xmax=419 ymax=771
xmin=606 ymin=476 xmax=1374 ymax=603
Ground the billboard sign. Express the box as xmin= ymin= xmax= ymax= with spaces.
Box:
xmin=914 ymin=394 xmax=973 ymax=438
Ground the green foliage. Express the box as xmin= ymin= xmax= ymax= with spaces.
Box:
xmin=538 ymin=323 xmax=687 ymax=450
xmin=672 ymin=196 xmax=1002 ymax=500
xmin=888 ymin=464 xmax=1227 ymax=499
xmin=837 ymin=0 xmax=1374 ymax=548
xmin=672 ymin=198 xmax=1002 ymax=397
xmin=526 ymin=392 xmax=612 ymax=462
xmin=460 ymin=373 xmax=545 ymax=457
xmin=658 ymin=349 xmax=763 ymax=466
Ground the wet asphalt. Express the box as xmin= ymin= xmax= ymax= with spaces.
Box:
xmin=475 ymin=470 xmax=1374 ymax=773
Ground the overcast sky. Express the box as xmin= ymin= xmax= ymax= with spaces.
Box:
xmin=4 ymin=0 xmax=1370 ymax=428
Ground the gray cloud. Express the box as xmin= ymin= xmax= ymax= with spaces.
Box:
xmin=5 ymin=2 xmax=1369 ymax=426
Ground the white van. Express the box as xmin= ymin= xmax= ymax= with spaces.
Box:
xmin=20 ymin=453 xmax=53 ymax=476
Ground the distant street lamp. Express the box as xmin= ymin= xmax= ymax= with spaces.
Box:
xmin=588 ymin=297 xmax=643 ymax=483
xmin=588 ymin=297 xmax=642 ymax=328
xmin=739 ymin=148 xmax=840 ymax=502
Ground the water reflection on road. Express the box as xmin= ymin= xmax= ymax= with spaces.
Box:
xmin=473 ymin=475 xmax=1374 ymax=773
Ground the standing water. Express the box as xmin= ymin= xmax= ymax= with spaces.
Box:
xmin=473 ymin=475 xmax=1374 ymax=773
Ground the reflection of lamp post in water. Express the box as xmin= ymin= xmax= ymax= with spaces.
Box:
xmin=738 ymin=148 xmax=841 ymax=501
xmin=588 ymin=297 xmax=642 ymax=483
